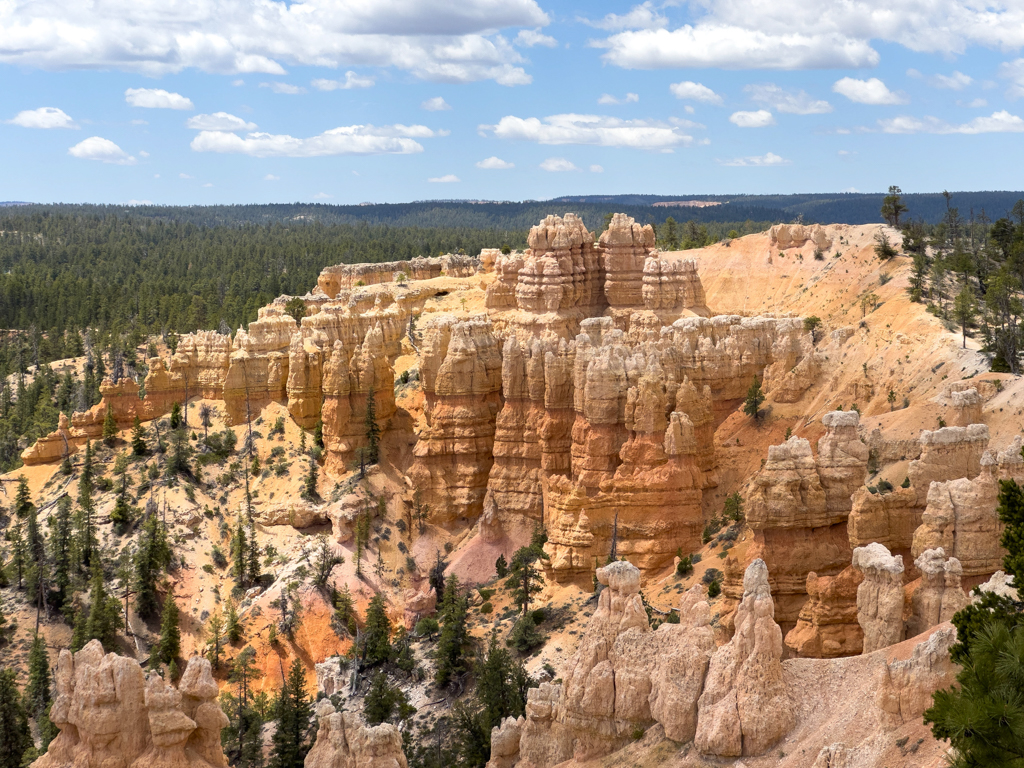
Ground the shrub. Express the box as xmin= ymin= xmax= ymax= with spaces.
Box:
xmin=877 ymin=479 xmax=894 ymax=494
xmin=478 ymin=588 xmax=494 ymax=601
xmin=211 ymin=546 xmax=228 ymax=568
xmin=707 ymin=580 xmax=722 ymax=598
xmin=702 ymin=517 xmax=723 ymax=544
xmin=531 ymin=608 xmax=546 ymax=624
xmin=507 ymin=615 xmax=544 ymax=653
xmin=702 ymin=568 xmax=723 ymax=585
xmin=480 ymin=602 xmax=493 ymax=614
xmin=676 ymin=556 xmax=693 ymax=577
xmin=413 ymin=617 xmax=439 ymax=639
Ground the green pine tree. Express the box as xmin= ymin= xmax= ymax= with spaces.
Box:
xmin=226 ymin=600 xmax=243 ymax=643
xmin=302 ymin=454 xmax=318 ymax=501
xmin=0 ymin=668 xmax=30 ymax=768
xmin=231 ymin=516 xmax=248 ymax=588
xmin=131 ymin=416 xmax=147 ymax=456
xmin=743 ymin=376 xmax=765 ymax=421
xmin=505 ymin=546 xmax=544 ymax=616
xmin=102 ymin=406 xmax=117 ymax=446
xmin=13 ymin=476 xmax=33 ymax=519
xmin=270 ymin=659 xmax=312 ymax=768
xmin=7 ymin=518 xmax=26 ymax=590
xmin=365 ymin=387 xmax=380 ymax=464
xmin=84 ymin=562 xmax=119 ymax=651
xmin=434 ymin=574 xmax=469 ymax=688
xmin=246 ymin=519 xmax=261 ymax=586
xmin=360 ymin=593 xmax=392 ymax=666
xmin=49 ymin=496 xmax=73 ymax=607
xmin=135 ymin=513 xmax=169 ymax=619
xmin=25 ymin=634 xmax=51 ymax=719
xmin=156 ymin=595 xmax=181 ymax=666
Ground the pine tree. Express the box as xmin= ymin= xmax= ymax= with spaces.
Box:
xmin=477 ymin=630 xmax=532 ymax=734
xmin=13 ymin=476 xmax=33 ymax=518
xmin=84 ymin=562 xmax=119 ymax=651
xmin=0 ymin=668 xmax=30 ymax=768
xmin=495 ymin=554 xmax=508 ymax=578
xmin=131 ymin=416 xmax=147 ymax=456
xmin=434 ymin=574 xmax=469 ymax=688
xmin=231 ymin=516 xmax=248 ymax=588
xmin=743 ymin=376 xmax=765 ymax=421
xmin=170 ymin=402 xmax=182 ymax=430
xmin=135 ymin=513 xmax=169 ymax=619
xmin=360 ymin=593 xmax=392 ymax=666
xmin=270 ymin=659 xmax=312 ymax=768
xmin=226 ymin=600 xmax=243 ymax=643
xmin=302 ymin=455 xmax=318 ymax=501
xmin=75 ymin=440 xmax=97 ymax=569
xmin=102 ymin=406 xmax=117 ymax=446
xmin=7 ymin=518 xmax=26 ymax=590
xmin=205 ymin=613 xmax=224 ymax=669
xmin=156 ymin=596 xmax=181 ymax=666
xmin=25 ymin=634 xmax=51 ymax=718
xmin=246 ymin=519 xmax=261 ymax=586
xmin=363 ymin=671 xmax=412 ymax=725
xmin=506 ymin=547 xmax=543 ymax=616
xmin=313 ymin=420 xmax=323 ymax=449
xmin=110 ymin=451 xmax=132 ymax=533
xmin=365 ymin=387 xmax=380 ymax=464
xmin=49 ymin=496 xmax=73 ymax=607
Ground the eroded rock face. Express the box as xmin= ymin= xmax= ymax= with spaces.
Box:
xmin=408 ymin=315 xmax=503 ymax=525
xmin=785 ymin=566 xmax=864 ymax=658
xmin=769 ymin=223 xmax=833 ymax=251
xmin=853 ymin=543 xmax=905 ymax=654
xmin=316 ymin=255 xmax=478 ymax=296
xmin=875 ymin=627 xmax=958 ymax=728
xmin=304 ymin=699 xmax=407 ymax=768
xmin=33 ymin=642 xmax=228 ymax=768
xmin=907 ymin=549 xmax=969 ymax=638
xmin=912 ymin=437 xmax=1022 ymax=577
xmin=744 ymin=412 xmax=867 ymax=638
xmin=516 ymin=561 xmax=715 ymax=767
xmin=695 ymin=559 xmax=794 ymax=757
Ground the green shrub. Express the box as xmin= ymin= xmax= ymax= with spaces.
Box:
xmin=480 ymin=602 xmax=493 ymax=614
xmin=676 ymin=556 xmax=693 ymax=577
xmin=707 ymin=580 xmax=721 ymax=598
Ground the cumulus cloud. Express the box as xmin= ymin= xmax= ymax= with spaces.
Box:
xmin=958 ymin=98 xmax=988 ymax=108
xmin=313 ymin=192 xmax=332 ymax=198
xmin=125 ymin=88 xmax=194 ymax=109
xmin=591 ymin=1 xmax=1024 ymax=72
xmin=720 ymin=151 xmax=788 ymax=166
xmin=260 ymin=82 xmax=306 ymax=94
xmin=312 ymin=72 xmax=375 ymax=90
xmin=179 ymin=173 xmax=193 ymax=178
xmin=186 ymin=112 xmax=257 ymax=131
xmin=932 ymin=71 xmax=972 ymax=90
xmin=421 ymin=97 xmax=452 ymax=111
xmin=190 ymin=124 xmax=440 ymax=156
xmin=1001 ymin=59 xmax=1024 ymax=99
xmin=7 ymin=107 xmax=78 ymax=129
xmin=0 ymin=0 xmax=547 ymax=85
xmin=476 ymin=156 xmax=514 ymax=169
xmin=598 ymin=93 xmax=639 ymax=105
xmin=878 ymin=110 xmax=1024 ymax=134
xmin=428 ymin=174 xmax=460 ymax=182
xmin=589 ymin=164 xmax=603 ymax=172
xmin=487 ymin=113 xmax=694 ymax=150
xmin=746 ymin=84 xmax=831 ymax=114
xmin=832 ymin=77 xmax=907 ymax=105
xmin=540 ymin=157 xmax=579 ymax=171
xmin=515 ymin=28 xmax=557 ymax=47
xmin=582 ymin=2 xmax=666 ymax=31
xmin=669 ymin=81 xmax=722 ymax=105
xmin=68 ymin=136 xmax=136 ymax=164
xmin=264 ymin=174 xmax=280 ymax=180
xmin=729 ymin=109 xmax=775 ymax=128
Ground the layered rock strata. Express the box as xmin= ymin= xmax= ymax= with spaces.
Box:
xmin=32 ymin=640 xmax=228 ymax=768
xmin=875 ymin=627 xmax=958 ymax=728
xmin=907 ymin=548 xmax=969 ymax=638
xmin=769 ymin=223 xmax=834 ymax=251
xmin=316 ymin=254 xmax=478 ymax=296
xmin=305 ymin=699 xmax=408 ymax=768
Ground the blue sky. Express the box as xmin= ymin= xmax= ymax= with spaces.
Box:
xmin=3 ymin=0 xmax=1024 ymax=205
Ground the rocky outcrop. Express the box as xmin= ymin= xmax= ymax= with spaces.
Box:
xmin=975 ymin=570 xmax=1017 ymax=600
xmin=853 ymin=543 xmax=905 ymax=654
xmin=515 ymin=562 xmax=715 ymax=766
xmin=486 ymin=717 xmax=523 ymax=768
xmin=304 ymin=699 xmax=407 ymax=768
xmin=744 ymin=412 xmax=868 ymax=636
xmin=951 ymin=387 xmax=983 ymax=426
xmin=875 ymin=627 xmax=958 ymax=728
xmin=22 ymin=412 xmax=74 ymax=465
xmin=912 ymin=436 xmax=1022 ymax=577
xmin=408 ymin=315 xmax=503 ymax=525
xmin=769 ymin=223 xmax=833 ymax=251
xmin=316 ymin=255 xmax=478 ymax=296
xmin=907 ymin=548 xmax=969 ymax=638
xmin=848 ymin=424 xmax=989 ymax=557
xmin=785 ymin=566 xmax=864 ymax=658
xmin=695 ymin=559 xmax=794 ymax=757
xmin=32 ymin=641 xmax=228 ymax=768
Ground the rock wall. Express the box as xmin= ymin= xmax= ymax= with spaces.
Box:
xmin=853 ymin=543 xmax=905 ymax=654
xmin=906 ymin=548 xmax=969 ymax=639
xmin=305 ymin=699 xmax=407 ymax=768
xmin=316 ymin=254 xmax=478 ymax=296
xmin=32 ymin=640 xmax=228 ymax=768
xmin=769 ymin=223 xmax=833 ymax=251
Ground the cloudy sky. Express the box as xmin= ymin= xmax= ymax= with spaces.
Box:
xmin=3 ymin=0 xmax=1024 ymax=204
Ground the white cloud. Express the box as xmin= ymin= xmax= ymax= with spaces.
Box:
xmin=421 ymin=97 xmax=452 ymax=111
xmin=729 ymin=109 xmax=775 ymax=128
xmin=7 ymin=107 xmax=78 ymax=129
xmin=131 ymin=119 xmax=149 ymax=125
xmin=540 ymin=157 xmax=579 ymax=172
xmin=125 ymin=199 xmax=153 ymax=205
xmin=582 ymin=2 xmax=666 ymax=31
xmin=591 ymin=2 xmax=1024 ymax=72
xmin=515 ymin=29 xmax=557 ymax=47
xmin=684 ymin=105 xmax=695 ymax=114
xmin=958 ymin=98 xmax=988 ymax=108
xmin=720 ymin=152 xmax=788 ymax=167
xmin=597 ymin=93 xmax=639 ymax=105
xmin=264 ymin=174 xmax=280 ymax=180
xmin=232 ymin=79 xmax=245 ymax=86
xmin=488 ymin=113 xmax=694 ymax=150
xmin=745 ymin=84 xmax=831 ymax=114
xmin=68 ymin=136 xmax=136 ymax=164
xmin=202 ymin=182 xmax=213 ymax=187
xmin=312 ymin=72 xmax=375 ymax=90
xmin=428 ymin=174 xmax=460 ymax=182
xmin=932 ymin=71 xmax=972 ymax=90
xmin=476 ymin=156 xmax=514 ymax=169
xmin=190 ymin=124 xmax=440 ymax=157
xmin=590 ymin=164 xmax=603 ymax=172
xmin=179 ymin=173 xmax=193 ymax=178
xmin=1001 ymin=59 xmax=1024 ymax=99
xmin=313 ymin=192 xmax=332 ymax=198
xmin=837 ymin=149 xmax=854 ymax=156
xmin=907 ymin=68 xmax=923 ymax=79
xmin=669 ymin=81 xmax=722 ymax=106
xmin=832 ymin=77 xmax=907 ymax=105
xmin=0 ymin=0 xmax=548 ymax=85
xmin=260 ymin=82 xmax=306 ymax=94
xmin=138 ymin=150 xmax=150 ymax=157
xmin=878 ymin=110 xmax=1024 ymax=134
xmin=125 ymin=88 xmax=194 ymax=109
xmin=186 ymin=112 xmax=257 ymax=131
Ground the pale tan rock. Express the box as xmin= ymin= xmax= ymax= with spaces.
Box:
xmin=853 ymin=543 xmax=905 ymax=653
xmin=486 ymin=717 xmax=524 ymax=768
xmin=695 ymin=559 xmax=793 ymax=757
xmin=875 ymin=627 xmax=958 ymax=728
xmin=317 ymin=255 xmax=478 ymax=296
xmin=304 ymin=700 xmax=407 ymax=768
xmin=785 ymin=566 xmax=864 ymax=658
xmin=402 ymin=585 xmax=436 ymax=629
xmin=32 ymin=640 xmax=228 ymax=768
xmin=769 ymin=223 xmax=833 ymax=251
xmin=907 ymin=549 xmax=969 ymax=638
xmin=951 ymin=387 xmax=983 ymax=426
xmin=315 ymin=658 xmax=348 ymax=699
xmin=256 ymin=501 xmax=327 ymax=528
xmin=22 ymin=412 xmax=75 ymax=465
xmin=974 ymin=570 xmax=1017 ymax=601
